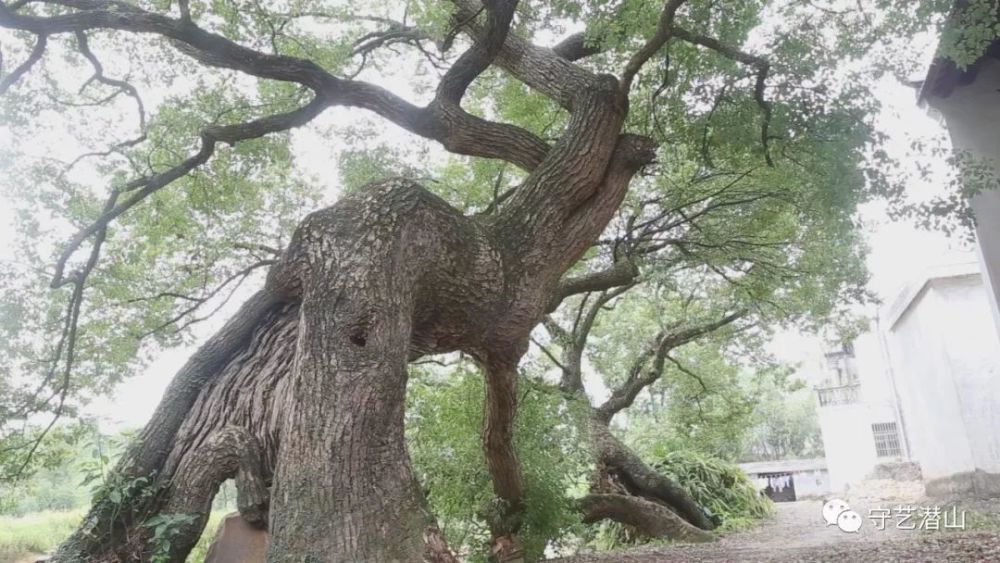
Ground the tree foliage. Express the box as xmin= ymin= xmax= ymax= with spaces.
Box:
xmin=741 ymin=385 xmax=824 ymax=463
xmin=407 ymin=365 xmax=592 ymax=561
xmin=0 ymin=0 xmax=979 ymax=454
xmin=0 ymin=0 xmax=994 ymax=558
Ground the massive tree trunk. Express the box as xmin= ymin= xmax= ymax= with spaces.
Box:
xmin=53 ymin=125 xmax=655 ymax=561
xmin=3 ymin=0 xmax=680 ymax=559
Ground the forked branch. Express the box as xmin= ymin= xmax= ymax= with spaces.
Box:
xmin=49 ymin=95 xmax=329 ymax=289
xmin=620 ymin=0 xmax=687 ymax=93
xmin=671 ymin=26 xmax=775 ymax=166
xmin=595 ymin=309 xmax=747 ymax=422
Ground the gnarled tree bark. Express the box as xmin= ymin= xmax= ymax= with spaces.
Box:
xmin=0 ymin=0 xmax=697 ymax=560
xmin=49 ymin=98 xmax=652 ymax=563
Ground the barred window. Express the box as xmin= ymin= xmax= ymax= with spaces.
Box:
xmin=872 ymin=422 xmax=902 ymax=457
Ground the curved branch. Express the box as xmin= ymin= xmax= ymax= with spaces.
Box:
xmin=74 ymin=30 xmax=146 ymax=137
xmin=0 ymin=0 xmax=552 ymax=295
xmin=671 ymin=26 xmax=774 ymax=166
xmin=0 ymin=32 xmax=45 ymax=94
xmin=161 ymin=426 xmax=271 ymax=559
xmin=10 ymin=191 xmax=115 ymax=476
xmin=590 ymin=421 xmax=716 ymax=531
xmin=451 ymin=0 xmax=597 ymax=110
xmin=595 ymin=309 xmax=746 ymax=422
xmin=436 ymin=0 xmax=517 ymax=103
xmin=579 ymin=493 xmax=715 ymax=542
xmin=49 ymin=95 xmax=328 ymax=289
xmin=620 ymin=0 xmax=687 ymax=94
xmin=0 ymin=1 xmax=549 ymax=171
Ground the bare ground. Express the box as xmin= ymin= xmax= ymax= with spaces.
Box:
xmin=554 ymin=499 xmax=1000 ymax=562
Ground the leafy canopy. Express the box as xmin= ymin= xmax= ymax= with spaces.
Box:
xmin=0 ymin=0 xmax=988 ymax=487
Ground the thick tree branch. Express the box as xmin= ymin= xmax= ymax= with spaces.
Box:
xmin=451 ymin=0 xmax=597 ymax=110
xmin=545 ymin=260 xmax=639 ymax=313
xmin=579 ymin=493 xmax=714 ymax=542
xmin=480 ymin=356 xmax=526 ymax=549
xmin=595 ymin=309 xmax=746 ymax=422
xmin=437 ymin=0 xmax=517 ymax=103
xmin=0 ymin=32 xmax=45 ymax=94
xmin=0 ymin=1 xmax=550 ymax=171
xmin=475 ymin=7 xmax=776 ymax=167
xmin=589 ymin=421 xmax=717 ymax=531
xmin=552 ymin=31 xmax=600 ymax=62
xmin=162 ymin=426 xmax=270 ymax=559
xmin=620 ymin=0 xmax=687 ymax=94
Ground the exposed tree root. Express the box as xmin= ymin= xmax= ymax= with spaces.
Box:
xmin=580 ymin=493 xmax=716 ymax=543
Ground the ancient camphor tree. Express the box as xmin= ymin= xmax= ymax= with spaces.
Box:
xmin=0 ymin=0 xmax=968 ymax=561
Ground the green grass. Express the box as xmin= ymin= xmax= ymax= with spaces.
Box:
xmin=0 ymin=510 xmax=83 ymax=563
xmin=188 ymin=511 xmax=227 ymax=563
xmin=0 ymin=510 xmax=229 ymax=563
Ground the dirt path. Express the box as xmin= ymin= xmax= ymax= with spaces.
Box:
xmin=556 ymin=500 xmax=1000 ymax=562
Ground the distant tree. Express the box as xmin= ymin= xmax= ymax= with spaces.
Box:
xmin=741 ymin=386 xmax=824 ymax=462
xmin=0 ymin=421 xmax=96 ymax=514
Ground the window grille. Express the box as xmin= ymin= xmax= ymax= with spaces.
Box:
xmin=872 ymin=422 xmax=902 ymax=457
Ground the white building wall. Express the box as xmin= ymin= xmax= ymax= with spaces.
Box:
xmin=792 ymin=469 xmax=831 ymax=499
xmin=885 ymin=278 xmax=978 ymax=480
xmin=792 ymin=267 xmax=1000 ymax=492
xmin=926 ymin=58 xmax=1000 ymax=335
xmin=853 ymin=330 xmax=901 ymax=422
xmin=931 ymin=275 xmax=1000 ymax=473
xmin=813 ymin=325 xmax=902 ymax=491
xmin=817 ymin=403 xmax=880 ymax=491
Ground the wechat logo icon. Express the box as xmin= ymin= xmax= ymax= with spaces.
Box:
xmin=822 ymin=498 xmax=862 ymax=533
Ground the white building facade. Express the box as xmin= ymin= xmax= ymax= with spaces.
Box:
xmin=814 ymin=262 xmax=1000 ymax=497
xmin=881 ymin=262 xmax=1000 ymax=497
xmin=813 ymin=336 xmax=904 ymax=492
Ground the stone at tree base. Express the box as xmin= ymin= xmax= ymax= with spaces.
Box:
xmin=203 ymin=512 xmax=267 ymax=563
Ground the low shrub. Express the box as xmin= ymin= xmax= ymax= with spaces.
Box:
xmin=656 ymin=450 xmax=773 ymax=531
